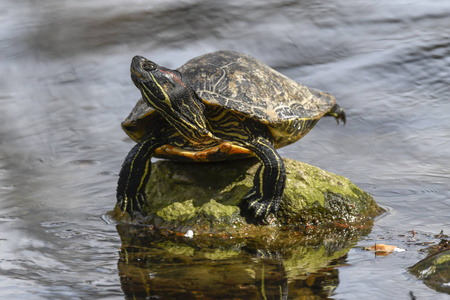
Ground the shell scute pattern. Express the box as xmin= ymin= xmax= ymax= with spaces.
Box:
xmin=179 ymin=51 xmax=336 ymax=129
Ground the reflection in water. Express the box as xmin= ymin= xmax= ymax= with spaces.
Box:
xmin=116 ymin=224 xmax=372 ymax=299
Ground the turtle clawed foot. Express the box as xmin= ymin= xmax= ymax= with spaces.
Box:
xmin=239 ymin=190 xmax=280 ymax=225
xmin=117 ymin=193 xmax=146 ymax=218
xmin=327 ymin=104 xmax=346 ymax=125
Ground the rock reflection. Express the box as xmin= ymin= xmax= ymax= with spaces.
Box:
xmin=116 ymin=222 xmax=373 ymax=299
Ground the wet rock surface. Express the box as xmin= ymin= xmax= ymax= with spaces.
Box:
xmin=410 ymin=240 xmax=450 ymax=295
xmin=112 ymin=158 xmax=383 ymax=232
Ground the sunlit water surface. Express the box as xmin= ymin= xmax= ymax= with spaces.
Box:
xmin=1 ymin=0 xmax=450 ymax=299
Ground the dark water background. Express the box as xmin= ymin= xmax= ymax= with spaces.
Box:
xmin=1 ymin=0 xmax=450 ymax=299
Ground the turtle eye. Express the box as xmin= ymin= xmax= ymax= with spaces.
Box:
xmin=143 ymin=61 xmax=157 ymax=72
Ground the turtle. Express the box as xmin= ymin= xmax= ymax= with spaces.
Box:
xmin=117 ymin=50 xmax=345 ymax=223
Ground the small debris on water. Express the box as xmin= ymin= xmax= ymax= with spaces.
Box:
xmin=435 ymin=229 xmax=447 ymax=239
xmin=184 ymin=230 xmax=194 ymax=238
xmin=364 ymin=243 xmax=405 ymax=254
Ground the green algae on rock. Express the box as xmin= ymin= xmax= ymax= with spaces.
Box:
xmin=112 ymin=158 xmax=382 ymax=229
xmin=410 ymin=248 xmax=450 ymax=295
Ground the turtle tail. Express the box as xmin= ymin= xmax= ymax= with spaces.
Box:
xmin=326 ymin=104 xmax=346 ymax=125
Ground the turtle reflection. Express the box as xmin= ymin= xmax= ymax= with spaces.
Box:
xmin=116 ymin=223 xmax=372 ymax=299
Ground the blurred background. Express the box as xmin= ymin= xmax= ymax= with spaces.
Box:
xmin=1 ymin=0 xmax=449 ymax=299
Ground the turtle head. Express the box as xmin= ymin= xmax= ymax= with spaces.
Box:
xmin=130 ymin=55 xmax=186 ymax=108
xmin=130 ymin=55 xmax=213 ymax=143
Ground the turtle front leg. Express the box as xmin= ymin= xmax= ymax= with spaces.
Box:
xmin=239 ymin=137 xmax=286 ymax=224
xmin=117 ymin=138 xmax=162 ymax=217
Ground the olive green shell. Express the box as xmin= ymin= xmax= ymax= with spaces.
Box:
xmin=124 ymin=51 xmax=336 ymax=147
xmin=181 ymin=51 xmax=335 ymax=124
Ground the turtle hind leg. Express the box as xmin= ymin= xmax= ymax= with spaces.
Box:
xmin=239 ymin=137 xmax=286 ymax=224
xmin=326 ymin=103 xmax=346 ymax=125
xmin=117 ymin=139 xmax=161 ymax=218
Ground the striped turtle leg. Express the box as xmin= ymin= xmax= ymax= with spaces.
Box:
xmin=116 ymin=137 xmax=163 ymax=216
xmin=239 ymin=137 xmax=286 ymax=224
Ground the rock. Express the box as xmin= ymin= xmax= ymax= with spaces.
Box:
xmin=111 ymin=158 xmax=382 ymax=299
xmin=112 ymin=157 xmax=383 ymax=231
xmin=410 ymin=247 xmax=450 ymax=294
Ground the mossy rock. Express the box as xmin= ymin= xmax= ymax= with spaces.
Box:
xmin=112 ymin=159 xmax=381 ymax=298
xmin=112 ymin=158 xmax=382 ymax=231
xmin=410 ymin=249 xmax=450 ymax=294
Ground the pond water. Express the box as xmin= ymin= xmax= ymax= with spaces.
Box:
xmin=1 ymin=0 xmax=450 ymax=299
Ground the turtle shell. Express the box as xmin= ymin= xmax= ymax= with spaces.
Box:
xmin=181 ymin=51 xmax=335 ymax=122
xmin=123 ymin=51 xmax=336 ymax=147
xmin=179 ymin=51 xmax=336 ymax=147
